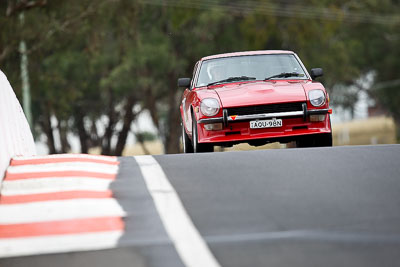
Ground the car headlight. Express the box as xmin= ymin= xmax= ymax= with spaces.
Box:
xmin=308 ymin=90 xmax=326 ymax=107
xmin=200 ymin=98 xmax=220 ymax=116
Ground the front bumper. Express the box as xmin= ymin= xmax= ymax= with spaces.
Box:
xmin=197 ymin=104 xmax=332 ymax=144
xmin=198 ymin=103 xmax=330 ymax=125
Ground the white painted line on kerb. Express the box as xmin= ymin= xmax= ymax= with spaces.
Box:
xmin=0 ymin=198 xmax=126 ymax=224
xmin=6 ymin=162 xmax=119 ymax=174
xmin=135 ymin=155 xmax=221 ymax=267
xmin=1 ymin=178 xmax=112 ymax=196
xmin=0 ymin=231 xmax=123 ymax=258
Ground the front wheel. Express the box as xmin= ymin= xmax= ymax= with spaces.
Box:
xmin=296 ymin=133 xmax=333 ymax=148
xmin=192 ymin=113 xmax=214 ymax=153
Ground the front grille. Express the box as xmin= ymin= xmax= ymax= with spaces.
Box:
xmin=227 ymin=102 xmax=304 ymax=116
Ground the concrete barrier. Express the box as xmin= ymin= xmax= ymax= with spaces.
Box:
xmin=0 ymin=70 xmax=36 ymax=180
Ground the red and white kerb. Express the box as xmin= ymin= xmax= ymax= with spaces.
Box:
xmin=0 ymin=154 xmax=125 ymax=258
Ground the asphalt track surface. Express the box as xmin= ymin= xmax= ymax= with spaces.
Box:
xmin=2 ymin=144 xmax=400 ymax=267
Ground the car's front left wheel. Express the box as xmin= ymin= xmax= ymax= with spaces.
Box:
xmin=192 ymin=113 xmax=214 ymax=153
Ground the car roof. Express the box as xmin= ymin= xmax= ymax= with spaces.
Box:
xmin=201 ymin=50 xmax=295 ymax=61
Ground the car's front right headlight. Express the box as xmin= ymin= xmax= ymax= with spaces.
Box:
xmin=308 ymin=90 xmax=326 ymax=107
xmin=200 ymin=98 xmax=220 ymax=116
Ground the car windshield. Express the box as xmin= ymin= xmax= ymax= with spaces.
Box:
xmin=196 ymin=54 xmax=308 ymax=87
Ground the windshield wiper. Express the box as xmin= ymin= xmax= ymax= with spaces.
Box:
xmin=207 ymin=76 xmax=256 ymax=87
xmin=264 ymin=72 xmax=304 ymax=80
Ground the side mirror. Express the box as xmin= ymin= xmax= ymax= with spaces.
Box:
xmin=310 ymin=68 xmax=323 ymax=80
xmin=178 ymin=78 xmax=191 ymax=88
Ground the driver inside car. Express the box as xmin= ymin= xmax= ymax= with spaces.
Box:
xmin=207 ymin=64 xmax=226 ymax=83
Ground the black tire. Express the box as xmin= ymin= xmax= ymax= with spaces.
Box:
xmin=192 ymin=113 xmax=214 ymax=153
xmin=296 ymin=133 xmax=332 ymax=148
xmin=181 ymin=121 xmax=193 ymax=153
xmin=317 ymin=132 xmax=333 ymax=147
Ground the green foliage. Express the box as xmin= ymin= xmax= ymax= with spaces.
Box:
xmin=136 ymin=131 xmax=157 ymax=142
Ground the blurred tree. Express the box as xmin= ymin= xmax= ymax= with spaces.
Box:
xmin=337 ymin=0 xmax=400 ymax=140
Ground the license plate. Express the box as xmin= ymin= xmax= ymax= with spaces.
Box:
xmin=250 ymin=118 xmax=282 ymax=129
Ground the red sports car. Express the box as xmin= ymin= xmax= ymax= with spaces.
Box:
xmin=179 ymin=50 xmax=332 ymax=153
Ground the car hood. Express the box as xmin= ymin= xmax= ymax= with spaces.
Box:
xmin=213 ymin=81 xmax=308 ymax=107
